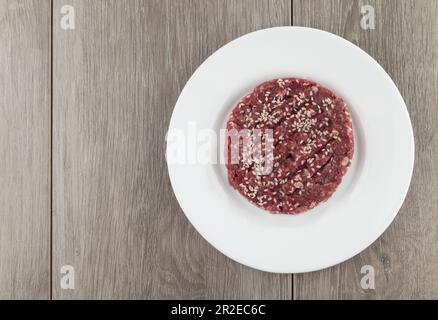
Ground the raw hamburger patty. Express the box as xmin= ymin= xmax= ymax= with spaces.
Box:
xmin=226 ymin=78 xmax=354 ymax=215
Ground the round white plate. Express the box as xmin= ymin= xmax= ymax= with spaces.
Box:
xmin=166 ymin=27 xmax=414 ymax=273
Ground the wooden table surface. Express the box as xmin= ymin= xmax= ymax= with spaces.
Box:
xmin=0 ymin=0 xmax=436 ymax=299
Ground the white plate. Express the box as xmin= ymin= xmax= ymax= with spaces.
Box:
xmin=166 ymin=27 xmax=414 ymax=273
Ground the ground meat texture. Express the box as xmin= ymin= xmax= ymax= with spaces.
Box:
xmin=226 ymin=78 xmax=354 ymax=215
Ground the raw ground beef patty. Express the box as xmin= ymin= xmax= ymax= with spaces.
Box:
xmin=226 ymin=78 xmax=354 ymax=215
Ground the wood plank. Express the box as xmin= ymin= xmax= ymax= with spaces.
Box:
xmin=293 ymin=0 xmax=438 ymax=299
xmin=53 ymin=0 xmax=291 ymax=299
xmin=0 ymin=0 xmax=51 ymax=299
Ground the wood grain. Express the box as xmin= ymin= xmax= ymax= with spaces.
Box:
xmin=52 ymin=0 xmax=291 ymax=299
xmin=0 ymin=0 xmax=50 ymax=299
xmin=293 ymin=0 xmax=438 ymax=299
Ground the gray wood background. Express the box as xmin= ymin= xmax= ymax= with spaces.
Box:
xmin=0 ymin=0 xmax=436 ymax=299
xmin=0 ymin=0 xmax=50 ymax=299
